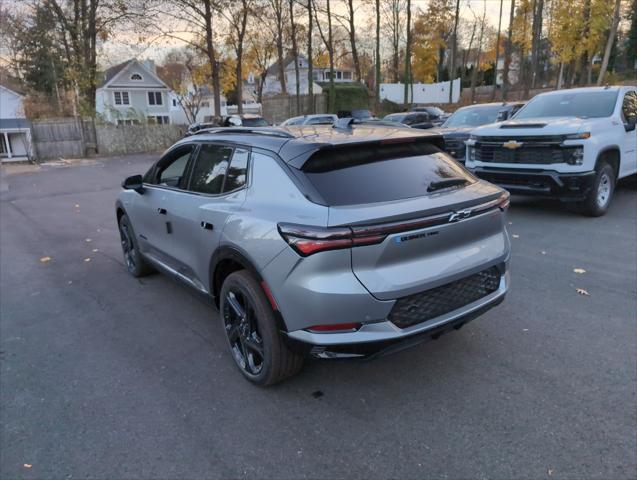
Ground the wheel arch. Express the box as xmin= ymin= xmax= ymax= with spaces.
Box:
xmin=115 ymin=200 xmax=127 ymax=223
xmin=596 ymin=147 xmax=621 ymax=179
xmin=209 ymin=246 xmax=288 ymax=331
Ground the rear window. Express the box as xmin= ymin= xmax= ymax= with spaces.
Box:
xmin=302 ymin=142 xmax=473 ymax=206
xmin=242 ymin=117 xmax=269 ymax=127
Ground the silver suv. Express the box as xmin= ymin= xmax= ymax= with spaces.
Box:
xmin=116 ymin=125 xmax=511 ymax=385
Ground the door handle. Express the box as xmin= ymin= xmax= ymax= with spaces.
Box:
xmin=157 ymin=208 xmax=167 ymax=215
xmin=200 ymin=221 xmax=214 ymax=231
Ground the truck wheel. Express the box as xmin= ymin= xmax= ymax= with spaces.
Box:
xmin=579 ymin=162 xmax=615 ymax=217
xmin=220 ymin=271 xmax=303 ymax=386
xmin=118 ymin=214 xmax=154 ymax=277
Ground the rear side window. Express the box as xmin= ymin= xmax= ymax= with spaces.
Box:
xmin=302 ymin=142 xmax=472 ymax=206
xmin=189 ymin=145 xmax=233 ymax=194
xmin=224 ymin=148 xmax=249 ymax=192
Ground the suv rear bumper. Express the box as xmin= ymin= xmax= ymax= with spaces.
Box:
xmin=469 ymin=167 xmax=596 ymax=201
xmin=285 ymin=270 xmax=508 ymax=359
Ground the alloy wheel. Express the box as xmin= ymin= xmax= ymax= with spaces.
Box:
xmin=223 ymin=289 xmax=265 ymax=376
xmin=119 ymin=222 xmax=136 ymax=271
xmin=596 ymin=172 xmax=611 ymax=208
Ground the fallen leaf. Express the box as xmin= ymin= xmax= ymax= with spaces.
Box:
xmin=23 ymin=464 xmax=32 ymax=469
xmin=523 ymin=328 xmax=529 ymax=332
xmin=39 ymin=256 xmax=51 ymax=263
xmin=92 ymin=248 xmax=99 ymax=253
xmin=576 ymin=288 xmax=590 ymax=296
xmin=512 ymin=234 xmax=520 ymax=239
xmin=508 ymin=221 xmax=513 ymax=225
xmin=74 ymin=204 xmax=80 ymax=208
xmin=84 ymin=258 xmax=91 ymax=262
xmin=573 ymin=268 xmax=586 ymax=274
xmin=85 ymin=238 xmax=92 ymax=242
xmin=540 ymin=251 xmax=547 ymax=255
xmin=548 ymin=468 xmax=554 ymax=476
xmin=67 ymin=281 xmax=73 ymax=285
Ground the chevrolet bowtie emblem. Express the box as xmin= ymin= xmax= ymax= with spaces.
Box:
xmin=449 ymin=209 xmax=472 ymax=222
xmin=502 ymin=140 xmax=523 ymax=150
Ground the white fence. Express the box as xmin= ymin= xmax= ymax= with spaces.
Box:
xmin=380 ymin=78 xmax=461 ymax=104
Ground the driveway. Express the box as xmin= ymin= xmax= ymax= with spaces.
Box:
xmin=1 ymin=154 xmax=636 ymax=479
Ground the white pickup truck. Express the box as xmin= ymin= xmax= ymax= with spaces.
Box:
xmin=465 ymin=86 xmax=637 ymax=216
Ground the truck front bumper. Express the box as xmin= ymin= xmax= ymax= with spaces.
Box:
xmin=469 ymin=168 xmax=596 ymax=201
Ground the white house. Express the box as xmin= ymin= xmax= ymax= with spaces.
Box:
xmin=262 ymin=54 xmax=356 ymax=96
xmin=0 ymin=83 xmax=34 ymax=162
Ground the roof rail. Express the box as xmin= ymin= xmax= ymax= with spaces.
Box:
xmin=193 ymin=127 xmax=295 ymax=138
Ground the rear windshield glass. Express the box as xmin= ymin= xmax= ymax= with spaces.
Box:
xmin=303 ymin=142 xmax=472 ymax=206
xmin=242 ymin=117 xmax=269 ymax=127
xmin=515 ymin=91 xmax=618 ymax=119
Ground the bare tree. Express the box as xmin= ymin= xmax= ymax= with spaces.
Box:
xmin=448 ymin=0 xmax=460 ymax=103
xmin=220 ymin=0 xmax=252 ymax=113
xmin=502 ymin=0 xmax=516 ymax=100
xmin=375 ymin=0 xmax=381 ymax=105
xmin=491 ymin=0 xmax=504 ymax=101
xmin=267 ymin=0 xmax=287 ymax=95
xmin=470 ymin=0 xmax=487 ymax=103
xmin=307 ymin=0 xmax=314 ymax=112
xmin=529 ymin=0 xmax=544 ymax=90
xmin=403 ymin=0 xmax=411 ymax=106
xmin=597 ymin=0 xmax=622 ymax=85
xmin=246 ymin=24 xmax=276 ymax=103
xmin=313 ymin=0 xmax=335 ymax=111
xmin=289 ymin=0 xmax=301 ymax=113
xmin=333 ymin=0 xmax=361 ymax=82
xmin=381 ymin=0 xmax=406 ymax=83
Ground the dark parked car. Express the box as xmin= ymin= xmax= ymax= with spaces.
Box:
xmin=383 ymin=112 xmax=435 ymax=129
xmin=432 ymin=102 xmax=525 ymax=162
xmin=411 ymin=106 xmax=450 ymax=126
xmin=337 ymin=109 xmax=375 ymax=120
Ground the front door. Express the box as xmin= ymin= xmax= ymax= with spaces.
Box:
xmin=620 ymin=91 xmax=637 ymax=176
xmin=168 ymin=144 xmax=250 ymax=291
xmin=128 ymin=144 xmax=195 ymax=266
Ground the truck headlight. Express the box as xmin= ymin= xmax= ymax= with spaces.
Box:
xmin=564 ymin=132 xmax=591 ymax=140
xmin=468 ymin=146 xmax=476 ymax=161
xmin=567 ymin=147 xmax=584 ymax=165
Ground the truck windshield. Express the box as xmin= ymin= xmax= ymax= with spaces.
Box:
xmin=515 ymin=91 xmax=618 ymax=119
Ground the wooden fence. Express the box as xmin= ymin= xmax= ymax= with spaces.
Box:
xmin=31 ymin=118 xmax=96 ymax=160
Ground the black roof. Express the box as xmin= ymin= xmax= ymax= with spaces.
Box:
xmin=175 ymin=125 xmax=443 ymax=169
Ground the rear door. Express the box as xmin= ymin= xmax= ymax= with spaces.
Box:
xmin=300 ymin=142 xmax=509 ymax=300
xmin=167 ymin=143 xmax=249 ymax=290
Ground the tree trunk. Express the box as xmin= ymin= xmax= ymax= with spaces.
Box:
xmin=470 ymin=1 xmax=486 ymax=104
xmin=464 ymin=22 xmax=477 ymax=84
xmin=203 ymin=0 xmax=221 ymax=119
xmin=502 ymin=0 xmax=515 ymax=101
xmin=448 ymin=0 xmax=461 ymax=103
xmin=597 ymin=0 xmax=622 ymax=85
xmin=556 ymin=62 xmax=564 ymax=89
xmin=375 ymin=0 xmax=381 ymax=106
xmin=530 ymin=0 xmax=544 ymax=90
xmin=326 ymin=0 xmax=335 ymax=112
xmin=346 ymin=0 xmax=361 ymax=82
xmin=578 ymin=0 xmax=591 ymax=86
xmin=403 ymin=0 xmax=411 ymax=107
xmin=522 ymin=2 xmax=531 ymax=99
xmin=307 ymin=0 xmax=314 ymax=113
xmin=289 ymin=0 xmax=300 ymax=114
xmin=491 ymin=0 xmax=504 ymax=101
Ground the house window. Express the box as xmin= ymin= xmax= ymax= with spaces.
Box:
xmin=172 ymin=98 xmax=177 ymax=107
xmin=147 ymin=115 xmax=170 ymax=125
xmin=343 ymin=71 xmax=352 ymax=80
xmin=201 ymin=101 xmax=210 ymax=108
xmin=130 ymin=73 xmax=143 ymax=80
xmin=114 ymin=91 xmax=130 ymax=106
xmin=148 ymin=91 xmax=163 ymax=106
xmin=117 ymin=119 xmax=139 ymax=126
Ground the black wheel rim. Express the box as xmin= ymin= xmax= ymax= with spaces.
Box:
xmin=223 ymin=289 xmax=264 ymax=376
xmin=119 ymin=222 xmax=136 ymax=271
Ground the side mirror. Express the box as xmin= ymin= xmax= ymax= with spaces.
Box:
xmin=122 ymin=174 xmax=145 ymax=194
xmin=625 ymin=116 xmax=637 ymax=132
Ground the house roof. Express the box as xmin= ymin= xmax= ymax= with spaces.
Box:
xmin=0 ymin=118 xmax=31 ymax=130
xmin=266 ymin=54 xmax=309 ymax=76
xmin=98 ymin=59 xmax=168 ymax=89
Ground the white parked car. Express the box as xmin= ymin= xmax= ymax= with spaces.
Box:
xmin=280 ymin=114 xmax=338 ymax=126
xmin=466 ymin=86 xmax=637 ymax=216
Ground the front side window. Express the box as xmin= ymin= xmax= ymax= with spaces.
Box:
xmin=149 ymin=145 xmax=194 ymax=188
xmin=148 ymin=91 xmax=163 ymax=106
xmin=189 ymin=145 xmax=233 ymax=195
xmin=114 ymin=91 xmax=130 ymax=106
xmin=515 ymin=90 xmax=619 ymax=119
xmin=621 ymin=91 xmax=637 ymax=121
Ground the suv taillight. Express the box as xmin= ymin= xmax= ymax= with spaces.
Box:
xmin=278 ymin=223 xmax=386 ymax=256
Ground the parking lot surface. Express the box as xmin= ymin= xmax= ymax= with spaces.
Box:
xmin=1 ymin=154 xmax=636 ymax=479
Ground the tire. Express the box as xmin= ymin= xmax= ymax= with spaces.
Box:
xmin=579 ymin=162 xmax=615 ymax=217
xmin=118 ymin=213 xmax=154 ymax=277
xmin=220 ymin=270 xmax=303 ymax=386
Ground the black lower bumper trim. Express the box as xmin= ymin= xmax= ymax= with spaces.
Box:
xmin=469 ymin=167 xmax=596 ymax=201
xmin=286 ymin=294 xmax=505 ymax=360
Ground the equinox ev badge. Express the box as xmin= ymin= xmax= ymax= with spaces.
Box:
xmin=502 ymin=140 xmax=523 ymax=150
xmin=448 ymin=209 xmax=472 ymax=223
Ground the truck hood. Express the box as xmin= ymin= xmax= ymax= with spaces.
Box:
xmin=472 ymin=117 xmax=590 ymax=136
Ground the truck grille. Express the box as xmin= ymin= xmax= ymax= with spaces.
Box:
xmin=474 ymin=138 xmax=578 ymax=165
xmin=443 ymin=138 xmax=466 ymax=159
xmin=388 ymin=267 xmax=501 ymax=329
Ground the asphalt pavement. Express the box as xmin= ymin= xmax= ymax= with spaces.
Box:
xmin=1 ymin=154 xmax=636 ymax=479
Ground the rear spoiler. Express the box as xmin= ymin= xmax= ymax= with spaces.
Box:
xmin=287 ymin=135 xmax=446 ymax=171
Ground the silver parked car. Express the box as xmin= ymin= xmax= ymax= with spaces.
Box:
xmin=280 ymin=114 xmax=338 ymax=126
xmin=116 ymin=125 xmax=511 ymax=385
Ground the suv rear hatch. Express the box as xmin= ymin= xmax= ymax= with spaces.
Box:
xmin=297 ymin=139 xmax=509 ymax=300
